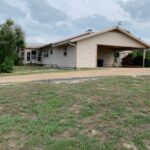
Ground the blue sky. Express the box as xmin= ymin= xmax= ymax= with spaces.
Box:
xmin=0 ymin=0 xmax=150 ymax=43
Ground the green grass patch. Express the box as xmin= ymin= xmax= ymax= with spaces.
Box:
xmin=123 ymin=115 xmax=150 ymax=127
xmin=0 ymin=66 xmax=70 ymax=76
xmin=133 ymin=136 xmax=148 ymax=150
xmin=0 ymin=115 xmax=23 ymax=134
xmin=0 ymin=66 xmax=105 ymax=76
xmin=0 ymin=76 xmax=150 ymax=149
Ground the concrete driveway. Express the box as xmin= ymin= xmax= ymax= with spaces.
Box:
xmin=0 ymin=68 xmax=150 ymax=84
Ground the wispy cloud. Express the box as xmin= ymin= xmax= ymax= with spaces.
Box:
xmin=0 ymin=0 xmax=150 ymax=43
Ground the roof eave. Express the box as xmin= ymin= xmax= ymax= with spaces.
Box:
xmin=71 ymin=27 xmax=150 ymax=49
xmin=118 ymin=28 xmax=150 ymax=49
xmin=38 ymin=43 xmax=53 ymax=49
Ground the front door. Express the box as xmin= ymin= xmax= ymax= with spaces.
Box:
xmin=27 ymin=52 xmax=31 ymax=61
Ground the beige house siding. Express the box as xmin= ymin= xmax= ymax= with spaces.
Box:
xmin=41 ymin=47 xmax=51 ymax=65
xmin=76 ymin=30 xmax=146 ymax=68
xmin=41 ymin=45 xmax=76 ymax=68
xmin=95 ymin=31 xmax=146 ymax=48
xmin=23 ymin=49 xmax=31 ymax=64
xmin=76 ymin=41 xmax=97 ymax=68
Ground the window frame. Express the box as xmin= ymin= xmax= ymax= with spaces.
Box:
xmin=43 ymin=49 xmax=49 ymax=58
xmin=50 ymin=49 xmax=53 ymax=55
xmin=31 ymin=50 xmax=37 ymax=60
xmin=63 ymin=47 xmax=68 ymax=56
xmin=38 ymin=50 xmax=42 ymax=61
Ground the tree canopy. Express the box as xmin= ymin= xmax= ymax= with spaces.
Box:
xmin=0 ymin=19 xmax=25 ymax=72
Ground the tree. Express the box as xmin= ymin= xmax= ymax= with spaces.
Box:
xmin=0 ymin=19 xmax=25 ymax=72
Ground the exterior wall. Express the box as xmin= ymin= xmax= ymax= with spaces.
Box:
xmin=21 ymin=49 xmax=42 ymax=65
xmin=76 ymin=30 xmax=145 ymax=68
xmin=97 ymin=47 xmax=114 ymax=67
xmin=76 ymin=41 xmax=97 ymax=68
xmin=41 ymin=45 xmax=76 ymax=68
xmin=22 ymin=49 xmax=31 ymax=64
xmin=99 ymin=31 xmax=144 ymax=48
xmin=41 ymin=47 xmax=51 ymax=65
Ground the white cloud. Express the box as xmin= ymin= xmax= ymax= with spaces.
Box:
xmin=0 ymin=0 xmax=150 ymax=43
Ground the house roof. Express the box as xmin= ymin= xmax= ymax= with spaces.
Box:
xmin=26 ymin=43 xmax=44 ymax=49
xmin=71 ymin=27 xmax=150 ymax=48
xmin=39 ymin=27 xmax=150 ymax=49
xmin=39 ymin=30 xmax=94 ymax=48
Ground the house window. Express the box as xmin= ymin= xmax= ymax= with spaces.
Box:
xmin=63 ymin=47 xmax=68 ymax=56
xmin=31 ymin=50 xmax=37 ymax=60
xmin=38 ymin=50 xmax=42 ymax=61
xmin=21 ymin=50 xmax=24 ymax=61
xmin=50 ymin=49 xmax=53 ymax=55
xmin=43 ymin=49 xmax=49 ymax=58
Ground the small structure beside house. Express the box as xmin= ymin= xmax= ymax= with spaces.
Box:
xmin=114 ymin=51 xmax=132 ymax=67
xmin=20 ymin=43 xmax=44 ymax=65
xmin=20 ymin=27 xmax=150 ymax=68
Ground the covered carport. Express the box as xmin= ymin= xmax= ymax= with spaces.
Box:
xmin=95 ymin=28 xmax=150 ymax=68
xmin=97 ymin=45 xmax=147 ymax=67
xmin=68 ymin=27 xmax=150 ymax=68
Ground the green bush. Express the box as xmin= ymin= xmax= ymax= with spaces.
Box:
xmin=145 ymin=57 xmax=150 ymax=67
xmin=122 ymin=53 xmax=135 ymax=66
xmin=122 ymin=50 xmax=150 ymax=67
xmin=0 ymin=57 xmax=14 ymax=73
xmin=129 ymin=51 xmax=137 ymax=58
xmin=14 ymin=54 xmax=23 ymax=66
xmin=134 ymin=56 xmax=143 ymax=66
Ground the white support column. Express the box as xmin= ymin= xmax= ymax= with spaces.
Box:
xmin=143 ymin=49 xmax=146 ymax=68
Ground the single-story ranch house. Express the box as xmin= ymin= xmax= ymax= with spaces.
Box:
xmin=20 ymin=27 xmax=150 ymax=68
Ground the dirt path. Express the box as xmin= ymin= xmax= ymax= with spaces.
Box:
xmin=0 ymin=68 xmax=150 ymax=84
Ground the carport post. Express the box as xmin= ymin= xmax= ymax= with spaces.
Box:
xmin=143 ymin=49 xmax=146 ymax=68
xmin=143 ymin=49 xmax=150 ymax=67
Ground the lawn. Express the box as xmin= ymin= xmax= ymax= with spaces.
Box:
xmin=0 ymin=66 xmax=104 ymax=77
xmin=0 ymin=76 xmax=150 ymax=150
xmin=0 ymin=66 xmax=67 ymax=77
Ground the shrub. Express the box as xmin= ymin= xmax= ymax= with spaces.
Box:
xmin=134 ymin=56 xmax=143 ymax=66
xmin=122 ymin=53 xmax=135 ymax=66
xmin=145 ymin=57 xmax=150 ymax=67
xmin=122 ymin=51 xmax=150 ymax=67
xmin=0 ymin=57 xmax=14 ymax=73
xmin=130 ymin=51 xmax=137 ymax=58
xmin=14 ymin=54 xmax=23 ymax=66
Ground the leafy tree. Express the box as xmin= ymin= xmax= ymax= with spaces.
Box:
xmin=0 ymin=19 xmax=25 ymax=72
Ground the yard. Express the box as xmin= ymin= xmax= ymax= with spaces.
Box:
xmin=0 ymin=66 xmax=69 ymax=77
xmin=0 ymin=76 xmax=150 ymax=150
xmin=0 ymin=66 xmax=103 ymax=77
